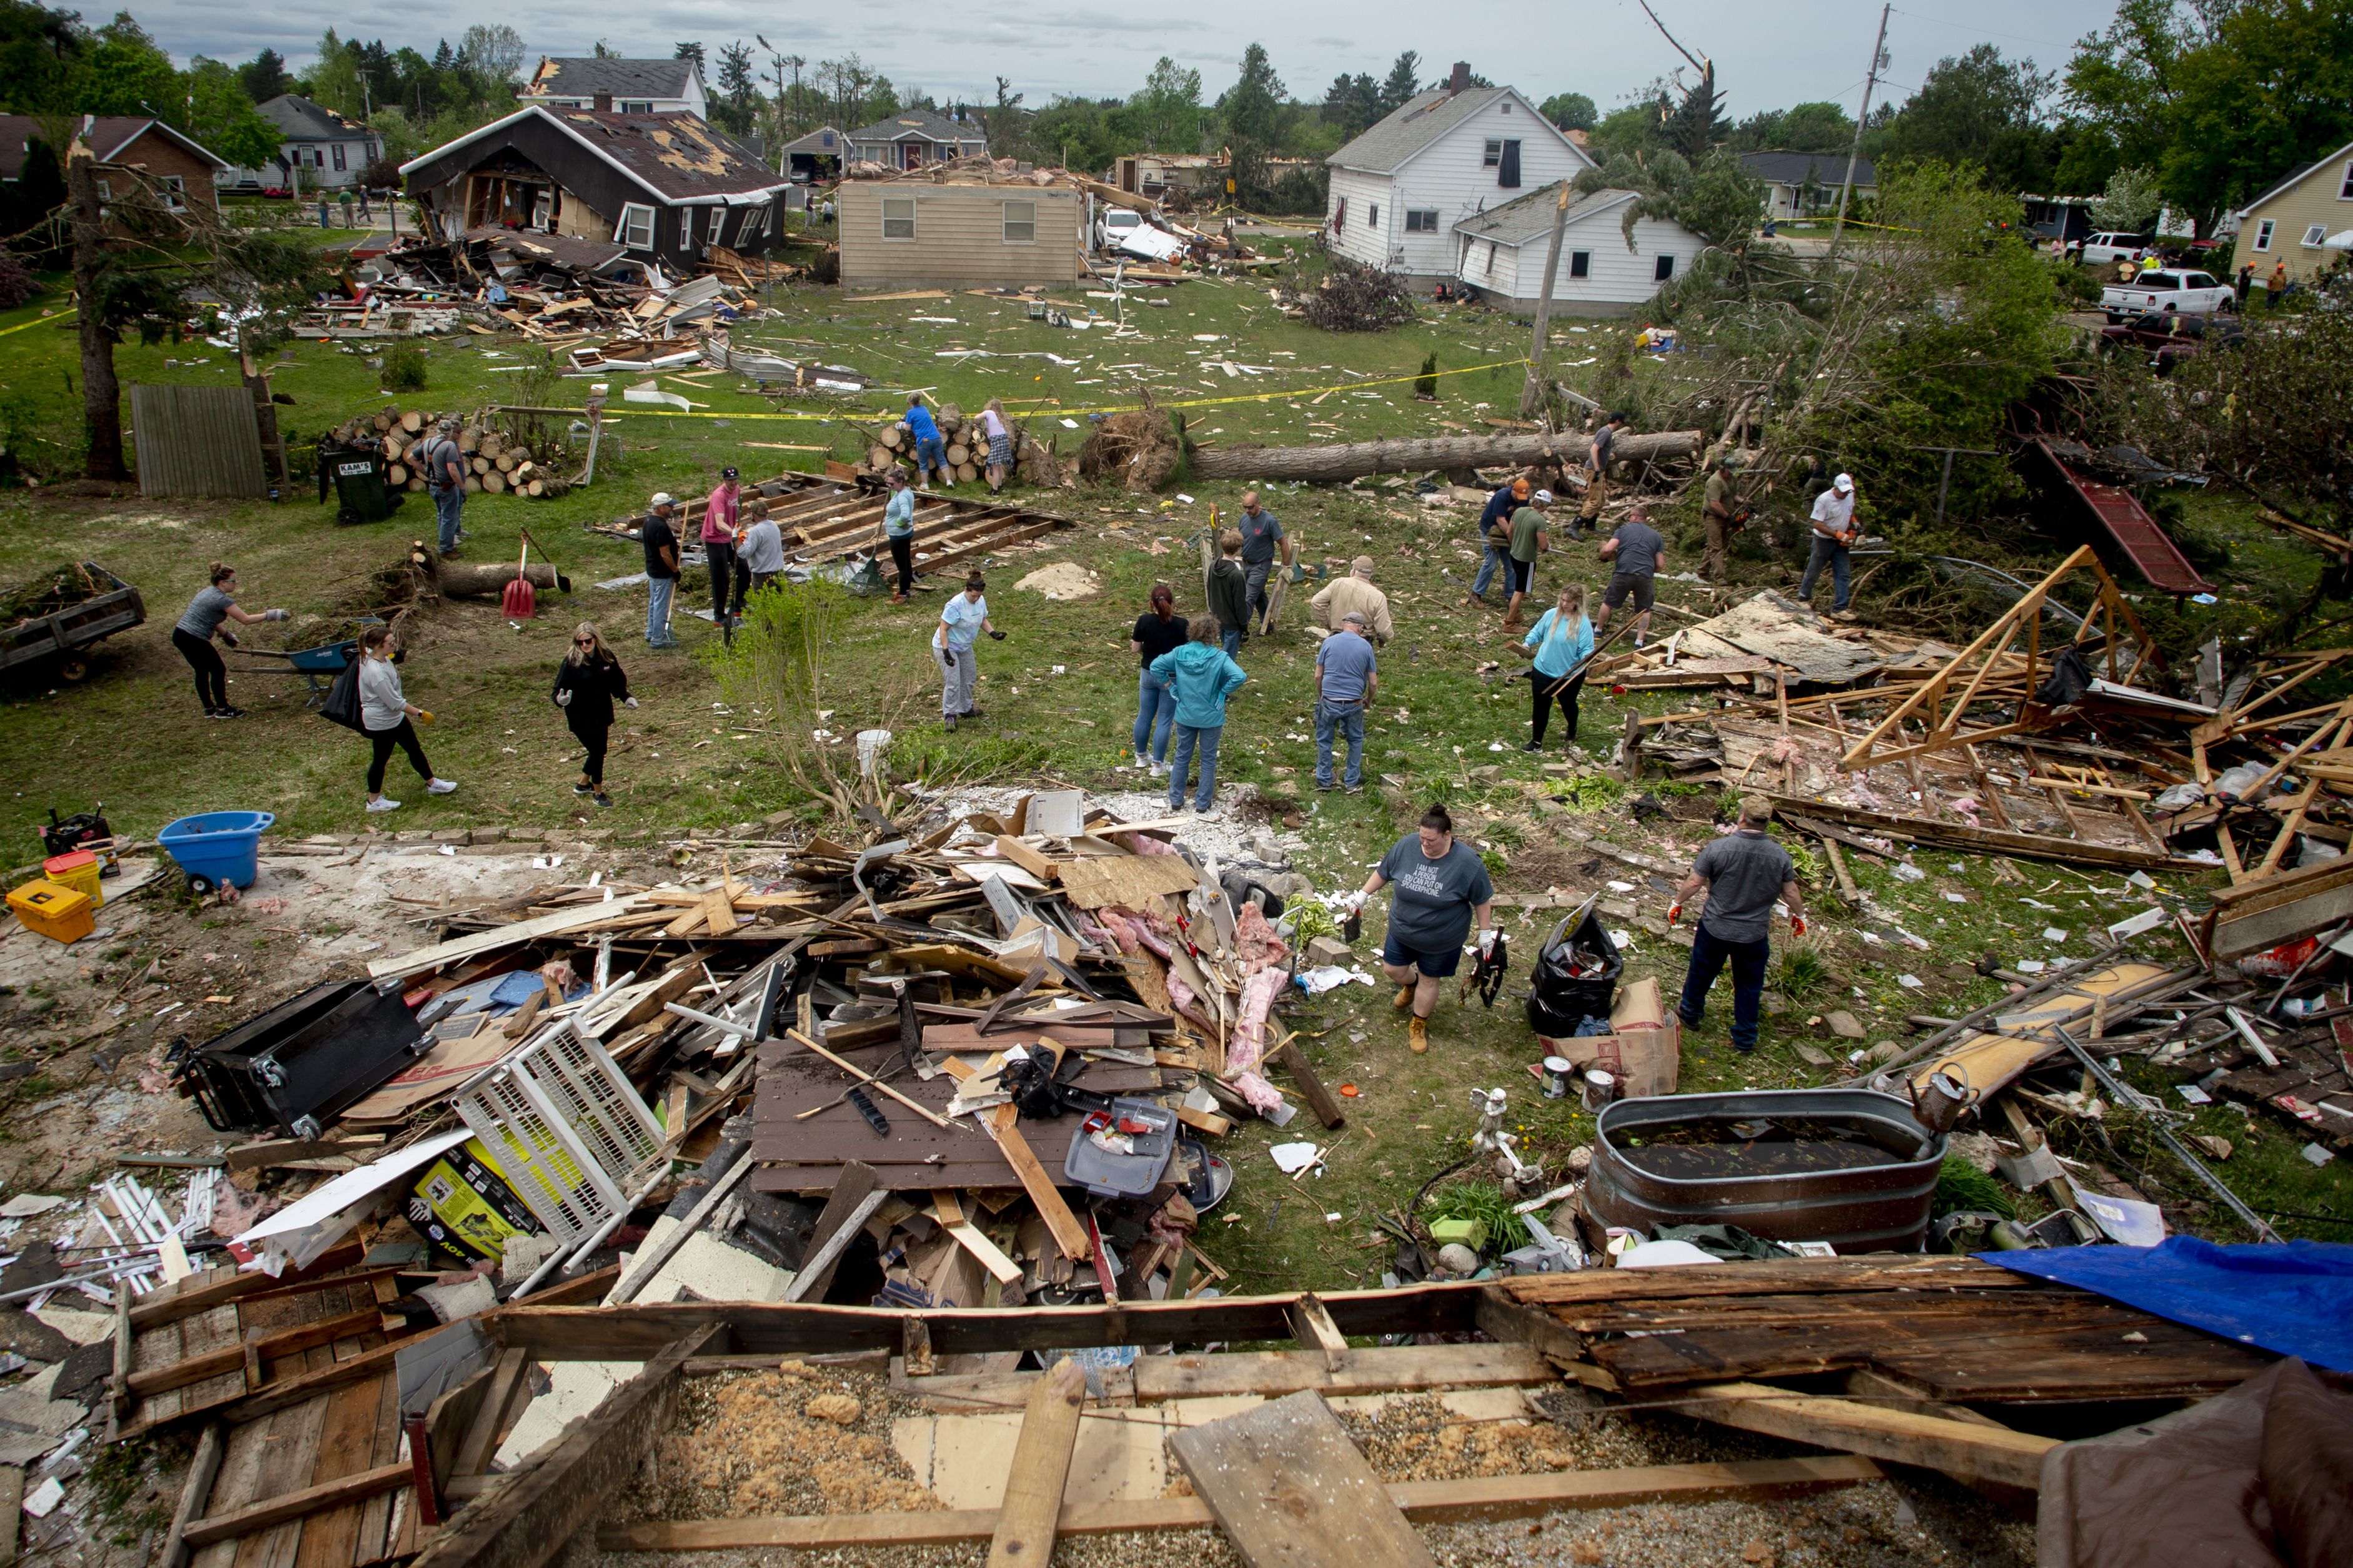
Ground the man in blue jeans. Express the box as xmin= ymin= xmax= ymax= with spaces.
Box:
xmin=1672 ymin=795 xmax=1806 ymax=1054
xmin=640 ymin=494 xmax=681 ymax=648
xmin=419 ymin=418 xmax=467 ymax=555
xmin=1313 ymin=609 xmax=1377 ymax=792
xmin=904 ymin=393 xmax=951 ymax=489
xmin=1466 ymin=476 xmax=1527 ymax=605
xmin=1799 ymin=471 xmax=1858 ymax=616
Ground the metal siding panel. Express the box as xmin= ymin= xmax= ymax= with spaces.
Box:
xmin=131 ymin=385 xmax=268 ymax=499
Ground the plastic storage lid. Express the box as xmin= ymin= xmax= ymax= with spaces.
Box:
xmin=1062 ymin=1097 xmax=1177 ymax=1199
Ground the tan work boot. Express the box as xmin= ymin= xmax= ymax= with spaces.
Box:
xmin=1392 ymin=983 xmax=1414 ymax=1011
xmin=1409 ymin=1015 xmax=1429 ymax=1053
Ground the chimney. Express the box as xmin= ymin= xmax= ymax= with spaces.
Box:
xmin=1448 ymin=61 xmax=1470 ymax=96
xmin=593 ymin=90 xmax=613 ymax=113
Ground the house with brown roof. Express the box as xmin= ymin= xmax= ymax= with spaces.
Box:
xmin=0 ymin=114 xmax=229 ymax=213
xmin=399 ymin=101 xmax=791 ymax=267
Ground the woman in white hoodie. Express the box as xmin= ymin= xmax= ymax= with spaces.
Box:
xmin=357 ymin=626 xmax=457 ymax=813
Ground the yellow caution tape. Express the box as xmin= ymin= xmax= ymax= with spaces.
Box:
xmin=580 ymin=355 xmax=1535 ymax=424
xmin=0 ymin=307 xmax=77 ymax=340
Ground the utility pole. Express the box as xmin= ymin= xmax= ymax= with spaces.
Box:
xmin=1518 ymin=181 xmax=1573 ymax=418
xmin=1830 ymin=2 xmax=1890 ymax=257
xmin=66 ymin=144 xmax=126 ymax=481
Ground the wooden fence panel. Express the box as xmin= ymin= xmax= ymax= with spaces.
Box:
xmin=131 ymin=384 xmax=268 ymax=500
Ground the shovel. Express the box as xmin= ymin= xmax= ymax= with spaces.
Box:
xmin=502 ymin=533 xmax=537 ymax=619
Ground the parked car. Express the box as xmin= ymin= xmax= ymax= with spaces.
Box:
xmin=2074 ymin=232 xmax=2151 ymax=267
xmin=2101 ymin=309 xmax=2244 ymax=372
xmin=2100 ymin=269 xmax=2236 ymax=322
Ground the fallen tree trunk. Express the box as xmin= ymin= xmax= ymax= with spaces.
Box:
xmin=426 ymin=559 xmax=570 ymax=598
xmin=1185 ymin=429 xmax=1701 ymax=484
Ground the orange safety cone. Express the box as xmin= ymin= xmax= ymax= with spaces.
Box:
xmin=501 ymin=533 xmax=536 ymax=619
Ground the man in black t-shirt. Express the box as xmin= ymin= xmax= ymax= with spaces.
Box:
xmin=640 ymin=494 xmax=681 ymax=648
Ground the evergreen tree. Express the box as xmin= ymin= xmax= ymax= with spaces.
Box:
xmin=1378 ymin=51 xmax=1421 ymax=113
xmin=238 ymin=47 xmax=288 ymax=103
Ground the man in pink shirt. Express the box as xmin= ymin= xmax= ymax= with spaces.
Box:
xmin=702 ymin=466 xmax=745 ymax=641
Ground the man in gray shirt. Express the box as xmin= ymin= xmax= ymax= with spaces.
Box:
xmin=1595 ymin=508 xmax=1667 ymax=648
xmin=1313 ymin=610 xmax=1378 ymax=792
xmin=1236 ymin=490 xmax=1294 ymax=629
xmin=1672 ymin=795 xmax=1805 ymax=1054
xmin=738 ymin=501 xmax=785 ymax=594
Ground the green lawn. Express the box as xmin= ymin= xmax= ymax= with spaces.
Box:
xmin=2 ymin=264 xmax=2347 ymax=1285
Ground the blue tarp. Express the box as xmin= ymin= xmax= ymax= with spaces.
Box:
xmin=1992 ymin=1236 xmax=2353 ymax=1373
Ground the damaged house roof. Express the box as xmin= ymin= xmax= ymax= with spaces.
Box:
xmin=0 ymin=114 xmax=230 ymax=177
xmin=524 ymin=56 xmax=703 ymax=104
xmin=400 ymin=106 xmax=789 ymax=206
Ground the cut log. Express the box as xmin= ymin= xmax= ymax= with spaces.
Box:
xmin=484 ymin=471 xmax=508 ymax=493
xmin=458 ymin=427 xmax=480 ymax=453
xmin=372 ymin=413 xmax=391 ymax=433
xmin=387 ymin=463 xmax=409 ymax=486
xmin=479 ymin=433 xmax=504 ymax=460
xmin=471 ymin=455 xmax=492 ymax=475
xmin=462 ymin=476 xmax=480 ymax=493
xmin=428 ymin=558 xmax=567 ymax=598
xmin=495 ymin=451 xmax=520 ymax=473
xmin=947 ymin=444 xmax=971 ymax=467
xmin=955 ymin=462 xmax=978 ymax=483
xmin=868 ymin=445 xmax=892 ymax=468
xmin=1186 ymin=429 xmax=1702 ymax=485
xmin=878 ymin=427 xmax=904 ymax=450
xmin=400 ymin=410 xmax=423 ymax=433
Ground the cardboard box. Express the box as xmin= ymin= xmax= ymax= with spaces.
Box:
xmin=1538 ymin=977 xmax=1681 ymax=1097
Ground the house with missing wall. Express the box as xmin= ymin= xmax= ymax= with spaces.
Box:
xmin=522 ymin=57 xmax=709 ymax=119
xmin=2236 ymin=139 xmax=2353 ymax=286
xmin=846 ymin=108 xmax=989 ymax=171
xmin=1452 ymin=182 xmax=1707 ymax=315
xmin=0 ymin=114 xmax=228 ymax=213
xmin=1324 ymin=62 xmax=1593 ymax=284
xmin=400 ymin=101 xmax=789 ymax=270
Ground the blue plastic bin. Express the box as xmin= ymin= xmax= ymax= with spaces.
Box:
xmin=157 ymin=811 xmax=275 ymax=893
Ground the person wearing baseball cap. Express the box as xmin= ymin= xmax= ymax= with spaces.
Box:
xmin=1670 ymin=794 xmax=1806 ymax=1055
xmin=1800 ymin=470 xmax=1858 ymax=616
xmin=1313 ymin=607 xmax=1377 ymax=792
xmin=1467 ymin=475 xmax=1530 ymax=607
xmin=640 ymin=493 xmax=681 ymax=648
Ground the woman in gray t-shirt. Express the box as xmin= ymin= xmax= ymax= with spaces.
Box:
xmin=172 ymin=563 xmax=286 ymax=718
xmin=1357 ymin=802 xmax=1497 ymax=1054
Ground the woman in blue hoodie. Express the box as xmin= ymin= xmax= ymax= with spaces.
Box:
xmin=1520 ymin=583 xmax=1594 ymax=752
xmin=1151 ymin=616 xmax=1248 ymax=814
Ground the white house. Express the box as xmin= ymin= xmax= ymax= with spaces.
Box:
xmin=846 ymin=109 xmax=988 ymax=171
xmin=1738 ymin=151 xmax=1873 ymax=222
xmin=220 ymin=95 xmax=380 ymax=191
xmin=1324 ymin=62 xmax=1593 ymax=282
xmin=522 ymin=57 xmax=708 ymax=118
xmin=1453 ymin=184 xmax=1707 ymax=315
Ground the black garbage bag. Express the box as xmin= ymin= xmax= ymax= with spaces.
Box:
xmin=2033 ymin=646 xmax=2094 ymax=709
xmin=1526 ymin=899 xmax=1623 ymax=1037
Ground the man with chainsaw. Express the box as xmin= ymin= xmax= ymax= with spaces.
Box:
xmin=1670 ymin=795 xmax=1806 ymax=1056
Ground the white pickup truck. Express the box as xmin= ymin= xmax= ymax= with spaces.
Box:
xmin=2075 ymin=232 xmax=2150 ymax=267
xmin=2101 ymin=269 xmax=2236 ymax=322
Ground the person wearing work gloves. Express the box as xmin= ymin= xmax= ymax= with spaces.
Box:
xmin=356 ymin=625 xmax=457 ymax=813
xmin=1594 ymin=506 xmax=1667 ymax=649
xmin=1236 ymin=490 xmax=1293 ymax=630
xmin=1358 ymin=802 xmax=1496 ymax=1054
xmin=173 ymin=563 xmax=289 ymax=718
xmin=1671 ymin=794 xmax=1806 ymax=1055
xmin=1520 ymin=583 xmax=1593 ymax=752
xmin=552 ymin=622 xmax=636 ymax=807
xmin=933 ymin=572 xmax=1003 ymax=729
xmin=1800 ymin=471 xmax=1858 ymax=616
xmin=1151 ymin=616 xmax=1248 ymax=816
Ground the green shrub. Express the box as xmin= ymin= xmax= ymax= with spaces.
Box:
xmin=385 ymin=343 xmax=428 ymax=391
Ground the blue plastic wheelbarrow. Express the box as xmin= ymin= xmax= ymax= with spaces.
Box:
xmin=157 ymin=811 xmax=275 ymax=895
xmin=228 ymin=638 xmax=359 ymax=709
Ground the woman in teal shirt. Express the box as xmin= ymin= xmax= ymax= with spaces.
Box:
xmin=1150 ymin=617 xmax=1248 ymax=814
xmin=1521 ymin=583 xmax=1593 ymax=752
xmin=883 ymin=468 xmax=918 ymax=603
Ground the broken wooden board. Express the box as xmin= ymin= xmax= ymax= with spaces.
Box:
xmin=592 ymin=1457 xmax=1885 ymax=1550
xmin=987 ymin=1358 xmax=1086 ymax=1568
xmin=1762 ymin=793 xmax=2183 ymax=870
xmin=1169 ymin=1390 xmax=1435 ymax=1568
xmin=1054 ymin=853 xmax=1205 ymax=910
xmin=1679 ymin=1383 xmax=2056 ymax=1490
xmin=1908 ymin=960 xmax=2179 ymax=1095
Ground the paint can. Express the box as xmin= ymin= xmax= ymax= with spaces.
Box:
xmin=1582 ymin=1068 xmax=1618 ymax=1112
xmin=1541 ymin=1056 xmax=1574 ymax=1098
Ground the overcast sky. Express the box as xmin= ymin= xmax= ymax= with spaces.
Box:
xmin=145 ymin=0 xmax=2124 ymax=122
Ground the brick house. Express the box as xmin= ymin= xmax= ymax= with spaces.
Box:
xmin=0 ymin=114 xmax=229 ymax=212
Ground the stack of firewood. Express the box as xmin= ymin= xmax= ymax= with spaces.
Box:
xmin=853 ymin=403 xmax=1071 ymax=490
xmin=330 ymin=408 xmax=575 ymax=500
